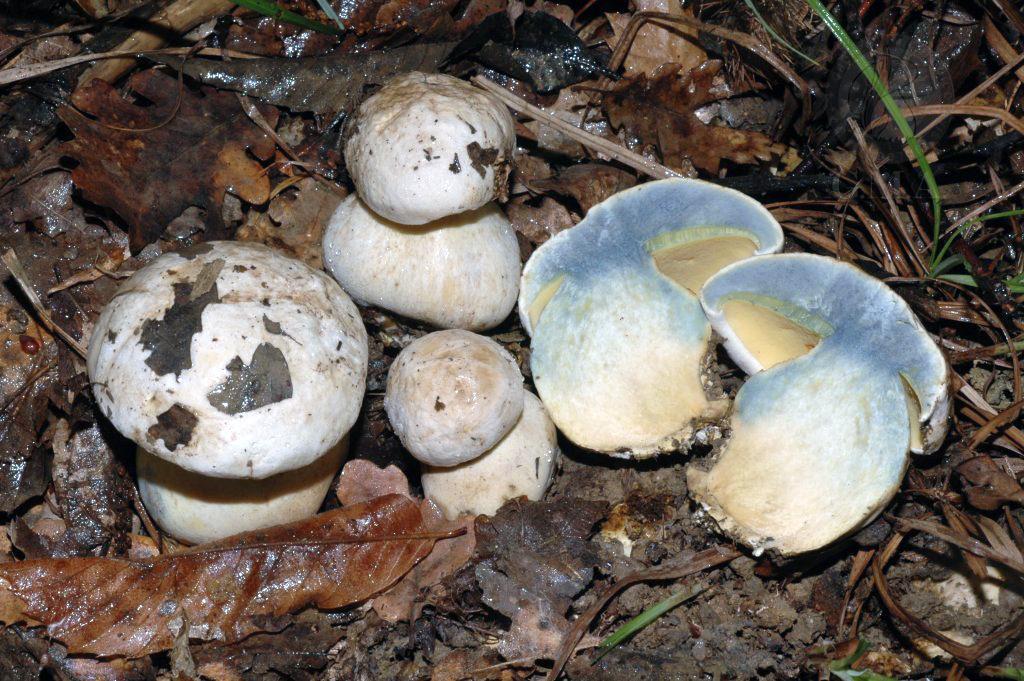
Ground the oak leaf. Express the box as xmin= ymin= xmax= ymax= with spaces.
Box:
xmin=0 ymin=495 xmax=436 ymax=657
xmin=604 ymin=60 xmax=781 ymax=173
xmin=59 ymin=69 xmax=277 ymax=251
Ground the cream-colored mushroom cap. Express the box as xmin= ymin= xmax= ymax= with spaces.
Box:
xmin=345 ymin=71 xmax=515 ymax=225
xmin=323 ymin=195 xmax=520 ymax=331
xmin=136 ymin=436 xmax=347 ymax=544
xmin=422 ymin=392 xmax=559 ymax=519
xmin=87 ymin=241 xmax=368 ymax=479
xmin=688 ymin=253 xmax=949 ymax=555
xmin=386 ymin=329 xmax=524 ymax=467
xmin=518 ymin=178 xmax=783 ymax=458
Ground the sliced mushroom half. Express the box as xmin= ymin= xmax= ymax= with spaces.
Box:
xmin=689 ymin=253 xmax=949 ymax=554
xmin=518 ymin=178 xmax=783 ymax=457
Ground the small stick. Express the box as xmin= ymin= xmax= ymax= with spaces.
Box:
xmin=1 ymin=249 xmax=88 ymax=359
xmin=471 ymin=75 xmax=684 ymax=181
xmin=940 ymin=179 xmax=1024 ymax=239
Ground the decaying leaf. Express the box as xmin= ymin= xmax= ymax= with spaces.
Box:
xmin=528 ymin=163 xmax=636 ymax=213
xmin=171 ymin=42 xmax=455 ymax=116
xmin=0 ymin=495 xmax=436 ymax=657
xmin=604 ymin=60 xmax=781 ymax=173
xmin=336 ymin=458 xmax=411 ymax=506
xmin=193 ymin=612 xmax=343 ymax=681
xmin=506 ymin=196 xmax=576 ymax=246
xmin=335 ymin=460 xmax=476 ymax=623
xmin=51 ymin=421 xmax=133 ymax=556
xmin=7 ymin=171 xmax=86 ymax=238
xmin=958 ymin=456 xmax=1024 ymax=510
xmin=60 ymin=70 xmax=277 ymax=250
xmin=474 ymin=497 xmax=608 ymax=660
xmin=606 ymin=0 xmax=706 ymax=77
xmin=454 ymin=12 xmax=615 ymax=93
xmin=237 ymin=178 xmax=344 ymax=268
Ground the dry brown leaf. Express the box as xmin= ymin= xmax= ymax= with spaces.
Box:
xmin=60 ymin=69 xmax=277 ymax=251
xmin=335 ymin=459 xmax=411 ymax=506
xmin=529 ymin=163 xmax=636 ymax=213
xmin=606 ymin=0 xmax=706 ymax=77
xmin=236 ymin=178 xmax=343 ymax=269
xmin=506 ymin=196 xmax=576 ymax=246
xmin=604 ymin=60 xmax=781 ymax=173
xmin=957 ymin=456 xmax=1024 ymax=510
xmin=0 ymin=495 xmax=436 ymax=658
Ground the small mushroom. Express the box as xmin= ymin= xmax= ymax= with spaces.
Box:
xmin=87 ymin=241 xmax=368 ymax=541
xmin=688 ymin=253 xmax=949 ymax=554
xmin=323 ymin=195 xmax=520 ymax=330
xmin=421 ymin=392 xmax=559 ymax=519
xmin=345 ymin=71 xmax=515 ymax=225
xmin=385 ymin=329 xmax=524 ymax=467
xmin=136 ymin=436 xmax=347 ymax=545
xmin=519 ymin=178 xmax=783 ymax=457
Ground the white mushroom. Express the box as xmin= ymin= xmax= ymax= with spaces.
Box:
xmin=87 ymin=241 xmax=368 ymax=541
xmin=385 ymin=329 xmax=524 ymax=467
xmin=136 ymin=436 xmax=348 ymax=545
xmin=323 ymin=195 xmax=520 ymax=331
xmin=519 ymin=178 xmax=783 ymax=457
xmin=345 ymin=71 xmax=515 ymax=225
xmin=688 ymin=253 xmax=949 ymax=555
xmin=421 ymin=392 xmax=559 ymax=519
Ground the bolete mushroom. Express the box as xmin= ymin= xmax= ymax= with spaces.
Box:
xmin=323 ymin=195 xmax=520 ymax=330
xmin=518 ymin=178 xmax=783 ymax=457
xmin=344 ymin=72 xmax=515 ymax=225
xmin=688 ymin=253 xmax=949 ymax=554
xmin=385 ymin=329 xmax=524 ymax=467
xmin=87 ymin=241 xmax=368 ymax=542
xmin=421 ymin=392 xmax=559 ymax=519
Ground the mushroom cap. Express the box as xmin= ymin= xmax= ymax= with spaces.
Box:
xmin=421 ymin=392 xmax=559 ymax=519
xmin=345 ymin=72 xmax=515 ymax=225
xmin=689 ymin=253 xmax=949 ymax=554
xmin=87 ymin=241 xmax=368 ymax=479
xmin=323 ymin=195 xmax=520 ymax=331
xmin=136 ymin=436 xmax=347 ymax=544
xmin=518 ymin=178 xmax=783 ymax=457
xmin=385 ymin=329 xmax=524 ymax=467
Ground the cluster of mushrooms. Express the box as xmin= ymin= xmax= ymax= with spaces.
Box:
xmin=86 ymin=71 xmax=950 ymax=556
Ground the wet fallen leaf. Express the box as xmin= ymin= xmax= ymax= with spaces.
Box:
xmin=193 ymin=611 xmax=342 ymax=681
xmin=528 ymin=163 xmax=636 ymax=213
xmin=336 ymin=459 xmax=411 ymax=506
xmin=51 ymin=421 xmax=133 ymax=556
xmin=0 ymin=494 xmax=436 ymax=657
xmin=172 ymin=42 xmax=454 ymax=116
xmin=237 ymin=178 xmax=343 ymax=268
xmin=506 ymin=196 xmax=576 ymax=246
xmin=60 ymin=69 xmax=277 ymax=250
xmin=604 ymin=60 xmax=781 ymax=174
xmin=606 ymin=0 xmax=705 ymax=77
xmin=474 ymin=497 xmax=608 ymax=660
xmin=454 ymin=12 xmax=615 ymax=93
xmin=958 ymin=456 xmax=1024 ymax=510
xmin=6 ymin=171 xmax=86 ymax=238
xmin=334 ymin=460 xmax=477 ymax=622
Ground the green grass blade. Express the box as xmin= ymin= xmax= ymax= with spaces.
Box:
xmin=233 ymin=0 xmax=342 ymax=35
xmin=311 ymin=0 xmax=347 ymax=32
xmin=804 ymin=0 xmax=943 ymax=269
xmin=594 ymin=585 xmax=704 ymax=661
xmin=744 ymin=0 xmax=823 ymax=67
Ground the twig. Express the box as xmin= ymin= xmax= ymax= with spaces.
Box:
xmin=78 ymin=0 xmax=234 ymax=85
xmin=940 ymin=179 xmax=1024 ymax=239
xmin=1 ymin=249 xmax=88 ymax=359
xmin=471 ymin=75 xmax=683 ymax=180
xmin=866 ymin=104 xmax=1024 ymax=138
xmin=544 ymin=546 xmax=739 ymax=681
xmin=0 ymin=46 xmax=257 ymax=88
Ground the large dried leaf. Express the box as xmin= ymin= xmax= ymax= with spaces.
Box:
xmin=59 ymin=69 xmax=277 ymax=251
xmin=171 ymin=42 xmax=454 ymax=116
xmin=0 ymin=495 xmax=436 ymax=658
xmin=604 ymin=60 xmax=780 ymax=173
